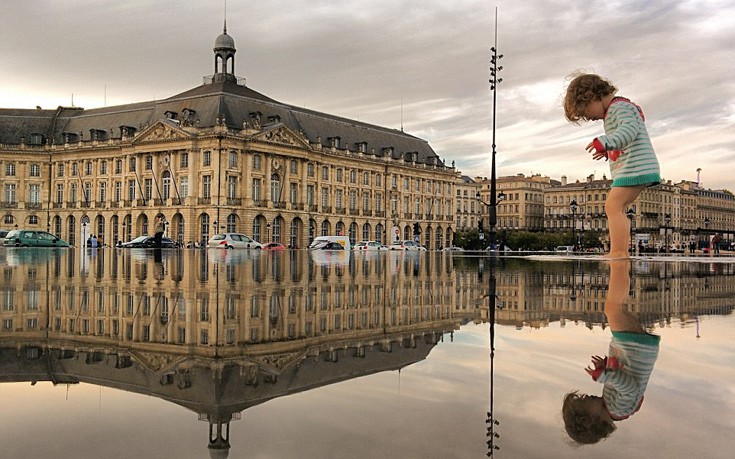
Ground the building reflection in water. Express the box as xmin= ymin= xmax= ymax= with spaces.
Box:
xmin=0 ymin=249 xmax=733 ymax=456
xmin=0 ymin=249 xmax=481 ymax=458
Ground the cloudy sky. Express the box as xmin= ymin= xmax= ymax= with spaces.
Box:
xmin=2 ymin=0 xmax=734 ymax=190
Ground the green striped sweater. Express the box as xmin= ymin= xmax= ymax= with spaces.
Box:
xmin=593 ymin=98 xmax=662 ymax=187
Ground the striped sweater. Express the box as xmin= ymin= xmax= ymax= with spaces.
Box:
xmin=591 ymin=97 xmax=662 ymax=187
xmin=598 ymin=331 xmax=660 ymax=420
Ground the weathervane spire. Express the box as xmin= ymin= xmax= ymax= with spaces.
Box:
xmin=223 ymin=0 xmax=227 ymax=33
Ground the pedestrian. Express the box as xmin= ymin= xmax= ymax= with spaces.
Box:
xmin=154 ymin=216 xmax=165 ymax=248
xmin=565 ymin=73 xmax=661 ymax=259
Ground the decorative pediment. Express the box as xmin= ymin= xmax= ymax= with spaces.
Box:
xmin=132 ymin=120 xmax=192 ymax=144
xmin=252 ymin=124 xmax=310 ymax=148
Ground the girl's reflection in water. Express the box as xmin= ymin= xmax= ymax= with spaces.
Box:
xmin=562 ymin=260 xmax=661 ymax=444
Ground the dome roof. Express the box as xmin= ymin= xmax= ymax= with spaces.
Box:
xmin=215 ymin=32 xmax=235 ymax=50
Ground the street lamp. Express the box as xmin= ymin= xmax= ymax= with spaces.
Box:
xmin=486 ymin=8 xmax=504 ymax=249
xmin=626 ymin=208 xmax=635 ymax=253
xmin=703 ymin=217 xmax=710 ymax=251
xmin=664 ymin=213 xmax=671 ymax=254
xmin=476 ymin=191 xmax=506 ymax=249
xmin=569 ymin=200 xmax=578 ymax=251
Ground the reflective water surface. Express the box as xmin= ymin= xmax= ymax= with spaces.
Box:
xmin=0 ymin=248 xmax=733 ymax=459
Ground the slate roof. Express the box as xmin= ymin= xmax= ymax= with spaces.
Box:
xmin=1 ymin=80 xmax=444 ymax=166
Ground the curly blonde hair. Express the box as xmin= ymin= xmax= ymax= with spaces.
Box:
xmin=562 ymin=392 xmax=616 ymax=444
xmin=564 ymin=73 xmax=617 ymax=124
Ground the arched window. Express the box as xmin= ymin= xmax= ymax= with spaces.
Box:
xmin=375 ymin=224 xmax=384 ymax=244
xmin=349 ymin=222 xmax=357 ymax=244
xmin=68 ymin=215 xmax=76 ymax=246
xmin=362 ymin=223 xmax=370 ymax=241
xmin=227 ymin=214 xmax=237 ymax=233
xmin=290 ymin=220 xmax=299 ymax=248
xmin=336 ymin=221 xmax=345 ymax=237
xmin=271 ymin=174 xmax=281 ymax=203
xmin=54 ymin=216 xmax=62 ymax=238
xmin=321 ymin=220 xmax=330 ymax=237
xmin=273 ymin=217 xmax=282 ymax=243
xmin=200 ymin=213 xmax=210 ymax=244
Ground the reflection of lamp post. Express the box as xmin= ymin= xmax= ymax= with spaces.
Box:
xmin=664 ymin=213 xmax=671 ymax=254
xmin=266 ymin=222 xmax=271 ymax=243
xmin=569 ymin=200 xmax=578 ymax=251
xmin=626 ymin=208 xmax=635 ymax=253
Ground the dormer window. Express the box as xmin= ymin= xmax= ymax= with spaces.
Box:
xmin=164 ymin=111 xmax=178 ymax=120
xmin=328 ymin=137 xmax=341 ymax=148
xmin=120 ymin=125 xmax=137 ymax=138
xmin=29 ymin=133 xmax=45 ymax=146
xmin=382 ymin=147 xmax=394 ymax=156
xmin=356 ymin=142 xmax=367 ymax=153
xmin=90 ymin=129 xmax=106 ymax=141
xmin=267 ymin=115 xmax=281 ymax=124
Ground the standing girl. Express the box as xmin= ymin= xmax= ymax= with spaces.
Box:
xmin=564 ymin=73 xmax=661 ymax=258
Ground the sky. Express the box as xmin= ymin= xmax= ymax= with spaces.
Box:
xmin=1 ymin=0 xmax=734 ymax=190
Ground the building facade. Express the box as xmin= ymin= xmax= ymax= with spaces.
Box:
xmin=0 ymin=28 xmax=458 ymax=250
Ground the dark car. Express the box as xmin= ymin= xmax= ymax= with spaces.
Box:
xmin=2 ymin=230 xmax=70 ymax=247
xmin=320 ymin=241 xmax=346 ymax=250
xmin=119 ymin=236 xmax=179 ymax=248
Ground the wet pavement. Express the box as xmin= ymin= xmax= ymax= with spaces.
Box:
xmin=0 ymin=248 xmax=733 ymax=459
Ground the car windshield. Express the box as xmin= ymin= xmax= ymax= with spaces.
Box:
xmin=128 ymin=236 xmax=148 ymax=243
xmin=212 ymin=234 xmax=225 ymax=240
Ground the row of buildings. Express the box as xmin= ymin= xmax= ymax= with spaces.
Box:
xmin=1 ymin=27 xmax=733 ymax=250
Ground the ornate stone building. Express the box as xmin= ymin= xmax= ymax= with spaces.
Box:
xmin=0 ymin=27 xmax=458 ymax=249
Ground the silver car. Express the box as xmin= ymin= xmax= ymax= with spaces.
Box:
xmin=207 ymin=233 xmax=263 ymax=249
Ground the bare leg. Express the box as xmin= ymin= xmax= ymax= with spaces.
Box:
xmin=605 ymin=185 xmax=646 ymax=259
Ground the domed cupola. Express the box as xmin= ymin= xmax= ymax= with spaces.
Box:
xmin=213 ymin=20 xmax=236 ymax=83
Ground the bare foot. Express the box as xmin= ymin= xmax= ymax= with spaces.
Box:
xmin=602 ymin=252 xmax=630 ymax=260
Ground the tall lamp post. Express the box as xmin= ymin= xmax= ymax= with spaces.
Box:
xmin=477 ymin=191 xmax=506 ymax=249
xmin=569 ymin=200 xmax=578 ymax=251
xmin=663 ymin=213 xmax=671 ymax=254
xmin=626 ymin=208 xmax=636 ymax=253
xmin=487 ymin=8 xmax=503 ymax=247
xmin=703 ymin=217 xmax=710 ymax=251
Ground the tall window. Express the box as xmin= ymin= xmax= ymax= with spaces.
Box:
xmin=376 ymin=193 xmax=383 ymax=211
xmin=363 ymin=172 xmax=370 ymax=186
xmin=56 ymin=184 xmax=64 ymax=204
xmin=180 ymin=177 xmax=188 ymax=199
xmin=128 ymin=157 xmax=135 ymax=172
xmin=321 ymin=166 xmax=329 ymax=181
xmin=72 ymin=162 xmax=79 ymax=176
xmin=362 ymin=192 xmax=370 ymax=211
xmin=307 ymin=163 xmax=315 ymax=177
xmin=5 ymin=163 xmax=15 ymax=176
xmin=307 ymin=185 xmax=315 ymax=206
xmin=290 ymin=160 xmax=298 ymax=174
xmin=335 ymin=190 xmax=343 ymax=210
xmin=227 ymin=214 xmax=237 ymax=232
xmin=57 ymin=163 xmax=64 ymax=177
xmin=229 ymin=151 xmax=238 ymax=168
xmin=202 ymin=175 xmax=212 ymax=199
xmin=321 ymin=187 xmax=329 ymax=207
xmin=29 ymin=184 xmax=40 ymax=205
xmin=84 ymin=183 xmax=92 ymax=203
xmin=253 ymin=154 xmax=262 ymax=171
xmin=270 ymin=174 xmax=281 ymax=203
xmin=144 ymin=178 xmax=152 ymax=200
xmin=115 ymin=159 xmax=122 ymax=174
xmin=4 ymin=184 xmax=16 ymax=204
xmin=162 ymin=171 xmax=171 ymax=199
xmin=114 ymin=182 xmax=121 ymax=202
xmin=203 ymin=151 xmax=211 ymax=166
xmin=127 ymin=180 xmax=136 ymax=201
xmin=349 ymin=170 xmax=357 ymax=184
xmin=100 ymin=160 xmax=107 ymax=175
xmin=71 ymin=183 xmax=78 ymax=203
xmin=336 ymin=168 xmax=343 ymax=182
xmin=289 ymin=183 xmax=298 ymax=203
xmin=30 ymin=164 xmax=40 ymax=177
xmin=227 ymin=176 xmax=237 ymax=199
xmin=145 ymin=156 xmax=153 ymax=170
xmin=349 ymin=190 xmax=357 ymax=210
xmin=180 ymin=152 xmax=189 ymax=168
xmin=98 ymin=182 xmax=107 ymax=203
xmin=252 ymin=178 xmax=262 ymax=201
xmin=376 ymin=174 xmax=382 ymax=187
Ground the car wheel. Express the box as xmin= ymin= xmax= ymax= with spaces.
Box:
xmin=226 ymin=245 xmax=234 ymax=250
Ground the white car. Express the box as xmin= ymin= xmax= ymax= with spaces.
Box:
xmin=353 ymin=241 xmax=386 ymax=251
xmin=207 ymin=233 xmax=263 ymax=249
xmin=389 ymin=240 xmax=427 ymax=251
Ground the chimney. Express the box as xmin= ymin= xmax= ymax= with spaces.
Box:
xmin=561 ymin=175 xmax=567 ymax=186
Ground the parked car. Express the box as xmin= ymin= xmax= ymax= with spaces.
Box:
xmin=319 ymin=241 xmax=347 ymax=250
xmin=353 ymin=241 xmax=386 ymax=251
xmin=2 ymin=230 xmax=69 ymax=247
xmin=555 ymin=245 xmax=575 ymax=253
xmin=441 ymin=246 xmax=465 ymax=252
xmin=262 ymin=242 xmax=286 ymax=251
xmin=207 ymin=233 xmax=263 ymax=249
xmin=389 ymin=240 xmax=427 ymax=251
xmin=308 ymin=236 xmax=352 ymax=251
xmin=0 ymin=230 xmax=8 ymax=240
xmin=119 ymin=236 xmax=179 ymax=248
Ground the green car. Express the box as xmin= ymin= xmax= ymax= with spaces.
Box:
xmin=2 ymin=230 xmax=70 ymax=247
